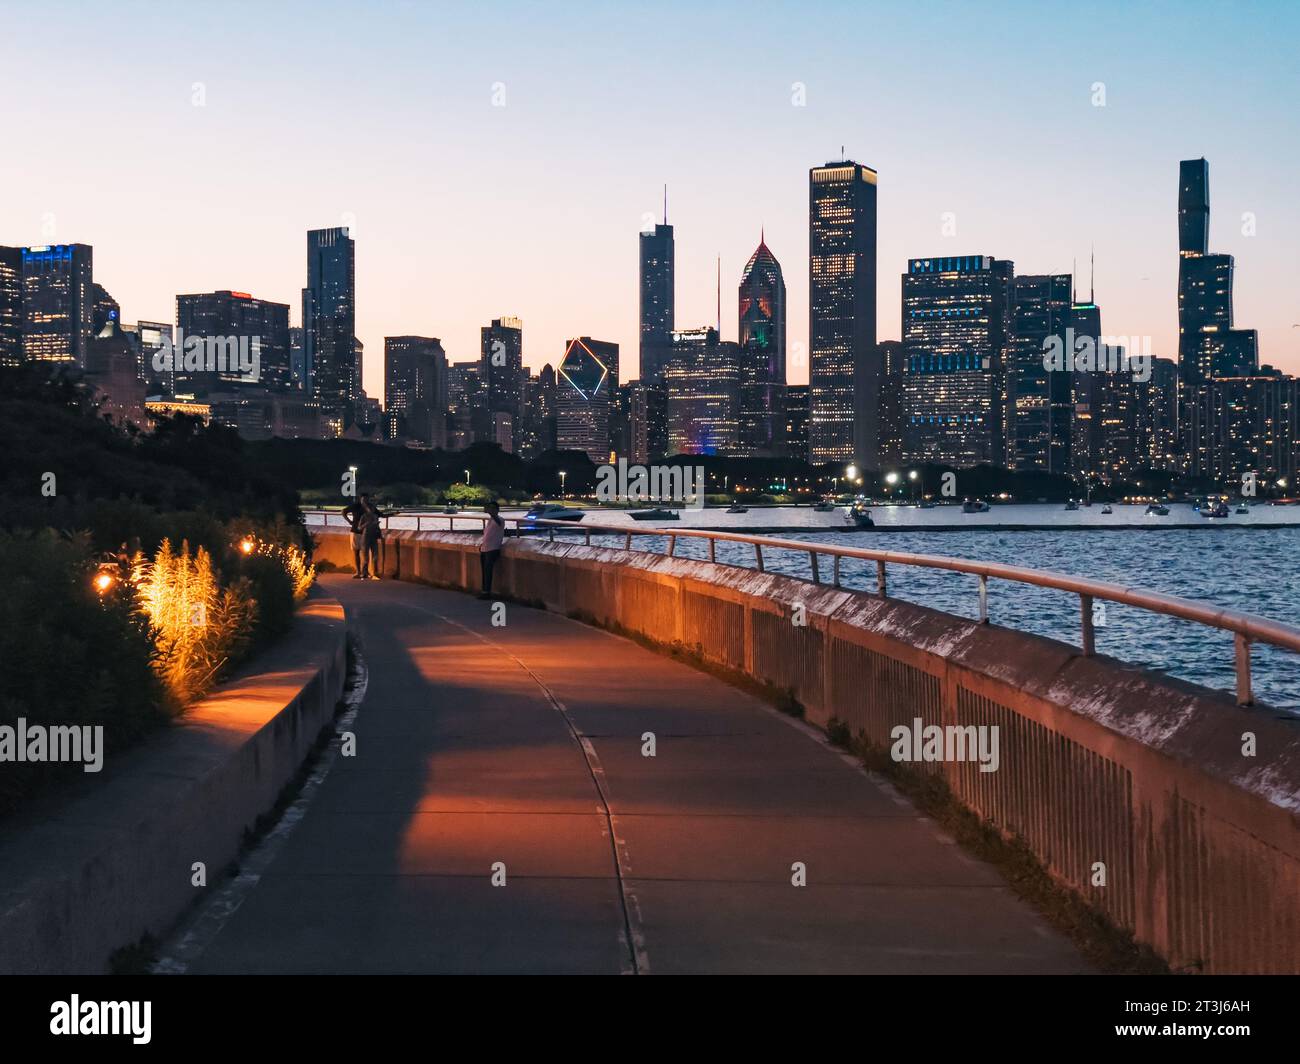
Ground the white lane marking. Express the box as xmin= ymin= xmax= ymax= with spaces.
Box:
xmin=151 ymin=636 xmax=370 ymax=974
xmin=407 ymin=601 xmax=648 ymax=976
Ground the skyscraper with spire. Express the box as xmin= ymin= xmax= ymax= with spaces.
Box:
xmin=638 ymin=189 xmax=674 ymax=386
xmin=737 ymin=232 xmax=787 ymax=456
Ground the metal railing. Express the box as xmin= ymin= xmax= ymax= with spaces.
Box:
xmin=306 ymin=509 xmax=1300 ymax=706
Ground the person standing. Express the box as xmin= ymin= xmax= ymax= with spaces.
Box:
xmin=478 ymin=500 xmax=505 ymax=599
xmin=342 ymin=494 xmax=370 ymax=578
xmin=360 ymin=498 xmax=384 ymax=580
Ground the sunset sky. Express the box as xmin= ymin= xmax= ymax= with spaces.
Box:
xmin=3 ymin=0 xmax=1297 ymax=398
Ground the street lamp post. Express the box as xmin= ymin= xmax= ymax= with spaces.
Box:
xmin=559 ymin=470 xmax=567 ymax=497
xmin=464 ymin=469 xmax=471 ymax=486
xmin=909 ymin=469 xmax=919 ymax=504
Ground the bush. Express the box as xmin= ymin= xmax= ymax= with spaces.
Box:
xmin=136 ymin=539 xmax=258 ymax=706
xmin=0 ymin=531 xmax=167 ymax=816
xmin=236 ymin=550 xmax=295 ymax=643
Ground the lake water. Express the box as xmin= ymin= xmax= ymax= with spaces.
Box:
xmin=316 ymin=504 xmax=1300 ymax=711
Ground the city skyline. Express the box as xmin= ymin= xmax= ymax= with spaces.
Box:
xmin=3 ymin=1 xmax=1298 ymax=403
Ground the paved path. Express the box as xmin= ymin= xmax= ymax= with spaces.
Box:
xmin=181 ymin=575 xmax=1089 ymax=974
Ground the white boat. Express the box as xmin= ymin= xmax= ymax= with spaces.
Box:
xmin=523 ymin=503 xmax=586 ymax=522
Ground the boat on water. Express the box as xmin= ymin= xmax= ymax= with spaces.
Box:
xmin=441 ymin=505 xmax=459 ymax=514
xmin=630 ymin=507 xmax=680 ymax=521
xmin=1145 ymin=503 xmax=1170 ymax=516
xmin=813 ymin=499 xmax=837 ymax=512
xmin=1064 ymin=500 xmax=1079 ymax=511
xmin=962 ymin=499 xmax=991 ymax=514
xmin=1236 ymin=503 xmax=1250 ymax=515
xmin=844 ymin=502 xmax=875 ymax=528
xmin=1200 ymin=501 xmax=1231 ymax=518
xmin=523 ymin=503 xmax=586 ymax=522
xmin=1101 ymin=505 xmax=1113 ymax=515
xmin=917 ymin=500 xmax=936 ymax=509
xmin=725 ymin=502 xmax=748 ymax=514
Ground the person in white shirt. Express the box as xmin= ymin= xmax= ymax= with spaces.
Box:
xmin=478 ymin=500 xmax=506 ymax=598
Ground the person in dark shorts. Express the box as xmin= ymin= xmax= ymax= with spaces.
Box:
xmin=478 ymin=500 xmax=505 ymax=598
xmin=360 ymin=498 xmax=384 ymax=580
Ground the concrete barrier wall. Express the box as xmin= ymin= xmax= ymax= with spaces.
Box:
xmin=314 ymin=529 xmax=1300 ymax=973
xmin=0 ymin=595 xmax=347 ymax=974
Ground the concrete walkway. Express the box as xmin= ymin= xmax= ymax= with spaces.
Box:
xmin=183 ymin=574 xmax=1089 ymax=974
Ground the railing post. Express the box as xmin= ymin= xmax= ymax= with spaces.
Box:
xmin=625 ymin=531 xmax=632 ymax=551
xmin=708 ymin=539 xmax=716 ymax=564
xmin=978 ymin=574 xmax=988 ymax=623
xmin=1080 ymin=594 xmax=1095 ymax=656
xmin=754 ymin=543 xmax=764 ymax=572
xmin=584 ymin=529 xmax=591 ymax=546
xmin=1235 ymin=633 xmax=1253 ymax=706
xmin=667 ymin=534 xmax=676 ymax=557
xmin=809 ymin=551 xmax=820 ymax=585
xmin=548 ymin=526 xmax=554 ymax=542
xmin=876 ymin=560 xmax=886 ymax=597
xmin=833 ymin=555 xmax=841 ymax=588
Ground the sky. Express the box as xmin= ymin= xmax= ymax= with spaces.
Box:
xmin=2 ymin=0 xmax=1298 ymax=399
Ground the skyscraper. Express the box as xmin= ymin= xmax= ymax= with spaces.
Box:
xmin=175 ymin=290 xmax=291 ymax=393
xmin=876 ymin=341 xmax=905 ymax=467
xmin=784 ymin=384 xmax=810 ymax=461
xmin=639 ymin=199 xmax=674 ymax=385
xmin=0 ymin=246 xmax=21 ymax=367
xmin=385 ymin=336 xmax=448 ymax=448
xmin=302 ymin=227 xmax=357 ymax=432
xmin=556 ymin=336 xmax=619 ymax=462
xmin=446 ymin=361 xmax=485 ymax=451
xmin=901 ymin=255 xmax=1012 ymax=468
xmin=809 ymin=160 xmax=877 ymax=466
xmin=21 ymin=243 xmax=94 ymax=365
xmin=737 ymin=234 xmax=787 ymax=457
xmin=1188 ymin=375 xmax=1298 ymax=487
xmin=480 ymin=316 xmax=524 ymax=450
xmin=1177 ymin=159 xmax=1257 ymax=389
xmin=665 ymin=326 xmax=740 ymax=455
xmin=1008 ymin=274 xmax=1073 ymax=472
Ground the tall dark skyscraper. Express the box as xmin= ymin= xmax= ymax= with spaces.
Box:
xmin=1008 ymin=274 xmax=1073 ymax=472
xmin=175 ymin=290 xmax=291 ymax=393
xmin=809 ymin=160 xmax=877 ymax=467
xmin=876 ymin=340 xmax=905 ymax=467
xmin=480 ymin=316 xmax=525 ymax=450
xmin=385 ymin=336 xmax=447 ymax=448
xmin=639 ymin=206 xmax=675 ymax=385
xmin=901 ymin=255 xmax=1012 ymax=468
xmin=1177 ymin=159 xmax=1257 ymax=388
xmin=302 ymin=226 xmax=357 ymax=432
xmin=783 ymin=384 xmax=809 ymax=461
xmin=737 ymin=234 xmax=787 ymax=457
xmin=0 ymin=246 xmax=21 ymax=367
xmin=21 ymin=243 xmax=94 ymax=365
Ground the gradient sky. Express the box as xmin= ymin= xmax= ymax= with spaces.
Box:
xmin=3 ymin=0 xmax=1298 ymax=399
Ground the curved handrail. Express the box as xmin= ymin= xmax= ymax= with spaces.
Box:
xmin=304 ymin=508 xmax=1299 ymax=705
